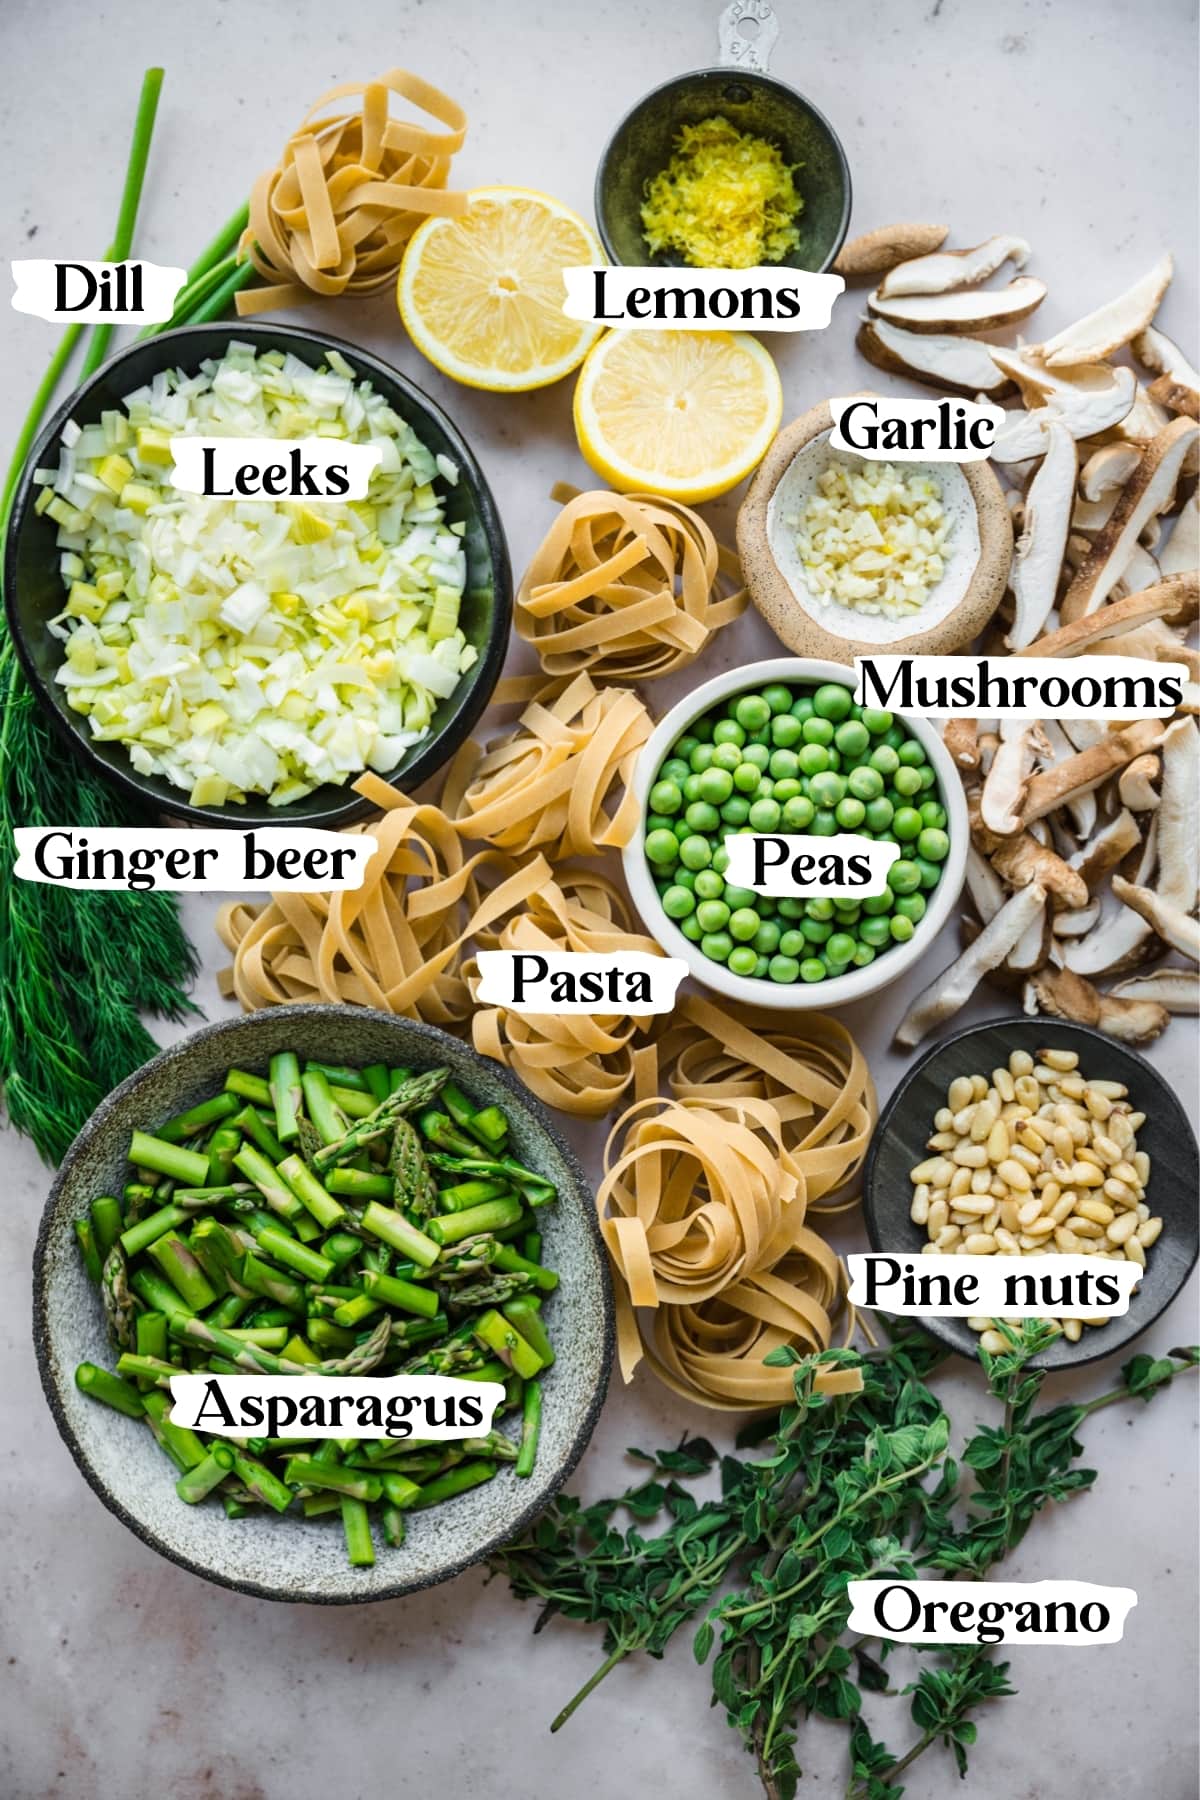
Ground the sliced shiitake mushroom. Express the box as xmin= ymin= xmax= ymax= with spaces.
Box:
xmin=894 ymin=883 xmax=1048 ymax=1047
xmin=866 ymin=276 xmax=1047 ymax=335
xmin=877 ymin=233 xmax=1031 ymax=299
xmin=1059 ymin=418 xmax=1200 ymax=620
xmin=1014 ymin=573 xmax=1198 ymax=658
xmin=855 ymin=319 xmax=1013 ymax=398
xmin=1111 ymin=875 xmax=1200 ymax=963
xmin=1134 ymin=325 xmax=1200 ymax=419
xmin=1040 ymin=253 xmax=1173 ymax=367
xmin=1079 ymin=443 xmax=1142 ymax=501
xmin=1108 ymin=969 xmax=1200 ymax=1013
xmin=1007 ymin=421 xmax=1076 ymax=648
xmin=833 ymin=222 xmax=949 ymax=279
xmin=1158 ymin=491 xmax=1198 ymax=578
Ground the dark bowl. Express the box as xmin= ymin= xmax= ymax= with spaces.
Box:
xmin=595 ymin=68 xmax=851 ymax=271
xmin=863 ymin=1018 xmax=1199 ymax=1370
xmin=3 ymin=323 xmax=512 ymax=829
xmin=33 ymin=1005 xmax=612 ymax=1603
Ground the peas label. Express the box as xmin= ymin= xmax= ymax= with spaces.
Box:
xmin=474 ymin=950 xmax=687 ymax=1015
xmin=723 ymin=833 xmax=899 ymax=899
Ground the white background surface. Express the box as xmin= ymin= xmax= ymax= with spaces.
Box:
xmin=2 ymin=1 xmax=1197 ymax=1796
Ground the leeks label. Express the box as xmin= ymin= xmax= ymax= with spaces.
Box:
xmin=14 ymin=827 xmax=377 ymax=892
xmin=846 ymin=1253 xmax=1143 ymax=1318
xmin=847 ymin=1580 xmax=1137 ymax=1646
xmin=169 ymin=1374 xmax=505 ymax=1441
xmin=170 ymin=437 xmax=381 ymax=501
xmin=474 ymin=951 xmax=688 ymax=1014
xmin=11 ymin=258 xmax=186 ymax=323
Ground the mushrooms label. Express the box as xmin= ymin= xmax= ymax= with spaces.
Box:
xmin=855 ymin=654 xmax=1186 ymax=719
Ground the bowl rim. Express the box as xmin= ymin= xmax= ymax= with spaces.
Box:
xmin=620 ymin=655 xmax=967 ymax=1010
xmin=860 ymin=1014 xmax=1200 ymax=1369
xmin=32 ymin=1003 xmax=613 ymax=1604
xmin=737 ymin=400 xmax=1013 ymax=660
xmin=3 ymin=320 xmax=512 ymax=831
xmin=593 ymin=65 xmax=852 ymax=272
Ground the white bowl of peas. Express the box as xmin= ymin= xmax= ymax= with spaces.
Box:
xmin=623 ymin=657 xmax=967 ymax=1010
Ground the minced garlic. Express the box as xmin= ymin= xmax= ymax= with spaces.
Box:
xmin=792 ymin=460 xmax=951 ymax=618
xmin=640 ymin=117 xmax=802 ymax=270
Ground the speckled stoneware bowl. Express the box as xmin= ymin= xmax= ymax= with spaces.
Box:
xmin=34 ymin=1006 xmax=611 ymax=1604
xmin=738 ymin=401 xmax=1013 ymax=663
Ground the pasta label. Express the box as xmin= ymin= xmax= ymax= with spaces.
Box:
xmin=723 ymin=832 xmax=900 ymax=897
xmin=474 ymin=950 xmax=687 ymax=1015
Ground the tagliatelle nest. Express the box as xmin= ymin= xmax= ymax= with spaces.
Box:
xmin=596 ymin=999 xmax=876 ymax=1410
xmin=237 ymin=69 xmax=468 ymax=313
xmin=216 ymin=776 xmax=550 ymax=1027
xmin=443 ymin=672 xmax=653 ymax=859
xmin=516 ymin=485 xmax=746 ymax=681
xmin=463 ymin=868 xmax=664 ymax=1118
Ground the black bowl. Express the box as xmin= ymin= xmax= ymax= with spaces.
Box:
xmin=863 ymin=1018 xmax=1199 ymax=1369
xmin=595 ymin=68 xmax=851 ymax=272
xmin=3 ymin=323 xmax=512 ymax=829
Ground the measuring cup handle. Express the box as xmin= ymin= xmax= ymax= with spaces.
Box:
xmin=716 ymin=0 xmax=781 ymax=73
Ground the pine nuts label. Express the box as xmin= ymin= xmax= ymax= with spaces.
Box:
xmin=847 ymin=1580 xmax=1137 ymax=1645
xmin=846 ymin=1253 xmax=1142 ymax=1317
xmin=11 ymin=258 xmax=186 ymax=322
xmin=474 ymin=951 xmax=688 ymax=1015
xmin=561 ymin=266 xmax=843 ymax=332
xmin=169 ymin=1374 xmax=505 ymax=1441
xmin=14 ymin=827 xmax=377 ymax=891
xmin=722 ymin=833 xmax=899 ymax=898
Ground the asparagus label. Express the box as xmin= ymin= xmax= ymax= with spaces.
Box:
xmin=168 ymin=1374 xmax=505 ymax=1442
xmin=14 ymin=827 xmax=375 ymax=892
xmin=474 ymin=950 xmax=688 ymax=1015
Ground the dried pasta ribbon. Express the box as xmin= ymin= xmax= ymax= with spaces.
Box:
xmin=516 ymin=485 xmax=747 ymax=681
xmin=597 ymin=1002 xmax=873 ymax=1410
xmin=237 ymin=69 xmax=469 ymax=313
xmin=216 ymin=777 xmax=545 ymax=1027
xmin=463 ymin=869 xmax=663 ymax=1118
xmin=443 ymin=672 xmax=653 ymax=859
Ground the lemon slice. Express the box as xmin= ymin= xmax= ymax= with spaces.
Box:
xmin=398 ymin=186 xmax=604 ymax=392
xmin=573 ymin=329 xmax=783 ymax=503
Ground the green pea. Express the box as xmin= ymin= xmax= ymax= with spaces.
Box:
xmin=661 ymin=757 xmax=690 ymax=785
xmin=673 ymin=818 xmax=693 ymax=840
xmin=853 ymin=943 xmax=876 ymax=968
xmin=888 ymin=858 xmax=922 ymax=895
xmin=700 ymin=930 xmax=734 ymax=963
xmin=691 ymin=714 xmax=715 ymax=742
xmin=723 ymin=885 xmax=757 ymax=909
xmin=734 ymin=694 xmax=770 ymax=733
xmin=662 ymin=885 xmax=695 ymax=919
xmin=674 ymin=735 xmax=699 ymax=759
xmin=869 ymin=744 xmax=899 ymax=778
xmin=712 ymin=845 xmax=730 ymax=874
xmin=802 ymin=716 xmax=835 ymax=747
xmin=675 ymin=869 xmax=697 ymax=890
xmin=862 ymin=890 xmax=892 ymax=915
xmin=733 ymin=760 xmax=762 ymax=793
xmin=915 ymin=857 xmax=943 ymax=890
xmin=811 ymin=810 xmax=838 ymax=836
xmin=680 ymin=914 xmax=703 ymax=942
xmin=863 ymin=798 xmax=894 ymax=833
xmin=748 ymin=797 xmax=781 ymax=831
xmin=770 ymin=713 xmax=803 ymax=748
xmin=826 ymin=749 xmax=842 ymax=772
xmin=778 ymin=898 xmax=805 ymax=919
xmin=729 ymin=907 xmax=760 ymax=942
xmin=801 ymin=917 xmax=832 ymax=944
xmin=779 ymin=929 xmax=805 ymax=958
xmin=917 ymin=826 xmax=950 ymax=862
xmin=646 ymin=813 xmax=676 ymax=834
xmin=757 ymin=777 xmax=775 ymax=798
xmin=711 ymin=743 xmax=742 ymax=775
xmin=861 ymin=708 xmax=893 ymax=734
xmin=650 ymin=779 xmax=682 ymax=815
xmin=799 ymin=958 xmax=826 ymax=983
xmin=813 ymin=683 xmax=853 ymax=721
xmin=896 ymin=893 xmax=927 ymax=923
xmin=682 ymin=773 xmax=703 ymax=803
xmin=696 ymin=899 xmax=730 ymax=932
xmin=694 ymin=869 xmax=724 ymax=899
xmin=893 ymin=806 xmax=922 ymax=841
xmin=698 ymin=767 xmax=734 ymax=805
xmin=689 ymin=743 xmax=715 ymax=773
xmin=835 ymin=796 xmax=866 ymax=829
xmin=645 ymin=828 xmax=679 ymax=865
xmin=753 ymin=921 xmax=781 ymax=954
xmin=890 ymin=913 xmax=915 ymax=943
xmin=762 ymin=684 xmax=794 ymax=714
xmin=728 ymin=946 xmax=758 ymax=977
xmin=882 ymin=725 xmax=905 ymax=749
xmin=917 ymin=764 xmax=937 ymax=791
xmin=722 ymin=796 xmax=750 ymax=825
xmin=782 ymin=796 xmax=815 ymax=830
xmin=859 ymin=914 xmax=891 ymax=947
xmin=806 ymin=898 xmax=835 ymax=921
xmin=790 ymin=695 xmax=815 ymax=721
xmin=834 ymin=719 xmax=869 ymax=759
xmin=826 ymin=932 xmax=856 ymax=966
xmin=809 ymin=771 xmax=845 ymax=809
xmin=773 ymin=778 xmax=801 ymax=803
xmin=768 ymin=748 xmax=799 ymax=781
xmin=798 ymin=743 xmax=830 ymax=776
xmin=920 ymin=800 xmax=947 ymax=830
xmin=742 ymin=742 xmax=770 ymax=771
xmin=753 ymin=954 xmax=770 ymax=978
xmin=847 ymin=765 xmax=883 ymax=802
xmin=768 ymin=954 xmax=800 ymax=983
xmin=898 ymin=739 xmax=924 ymax=766
xmin=683 ymin=801 xmax=719 ymax=833
xmin=678 ymin=835 xmax=712 ymax=871
xmin=833 ymin=904 xmax=861 ymax=925
xmin=893 ymin=764 xmax=922 ymax=798
xmin=713 ymin=718 xmax=745 ymax=748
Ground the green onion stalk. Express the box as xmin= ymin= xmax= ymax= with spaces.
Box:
xmin=0 ymin=66 xmax=258 ymax=1162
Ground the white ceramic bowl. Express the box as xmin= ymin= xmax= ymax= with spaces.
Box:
xmin=622 ymin=657 xmax=967 ymax=1011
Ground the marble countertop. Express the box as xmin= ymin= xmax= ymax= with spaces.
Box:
xmin=1 ymin=0 xmax=1196 ymax=1795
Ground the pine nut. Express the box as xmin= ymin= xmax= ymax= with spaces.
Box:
xmin=963 ymin=1233 xmax=997 ymax=1255
xmin=934 ymin=1106 xmax=955 ymax=1132
xmin=1017 ymin=1197 xmax=1045 ymax=1227
xmin=949 ymin=1166 xmax=973 ymax=1198
xmin=993 ymin=1068 xmax=1016 ymax=1102
xmin=994 ymin=1228 xmax=1020 ymax=1253
xmin=1137 ymin=1217 xmax=1162 ymax=1248
xmin=970 ymin=1102 xmax=998 ymax=1143
xmin=952 ymin=1196 xmax=993 ymax=1217
xmin=1014 ymin=1075 xmax=1040 ymax=1108
xmin=971 ymin=1075 xmax=989 ymax=1101
xmin=927 ymin=1199 xmax=949 ymax=1235
xmin=911 ymin=1156 xmax=952 ymax=1185
xmin=952 ymin=1105 xmax=976 ymax=1135
xmin=1010 ymin=1144 xmax=1041 ymax=1175
xmin=1067 ymin=1216 xmax=1104 ymax=1239
xmin=927 ymin=1131 xmax=957 ymax=1151
xmin=1084 ymin=1090 xmax=1113 ymax=1122
xmin=1106 ymin=1213 xmax=1139 ymax=1245
xmin=1104 ymin=1177 xmax=1137 ymax=1207
xmin=910 ymin=1193 xmax=930 ymax=1224
xmin=970 ymin=1168 xmax=992 ymax=1195
xmin=1133 ymin=1151 xmax=1150 ymax=1186
xmin=1050 ymin=1192 xmax=1077 ymax=1224
xmin=1009 ymin=1050 xmax=1034 ymax=1077
xmin=952 ymin=1144 xmax=989 ymax=1168
xmin=1077 ymin=1198 xmax=1115 ymax=1226
xmin=1022 ymin=1218 xmax=1056 ymax=1240
xmin=980 ymin=1329 xmax=1008 ymax=1354
xmin=934 ymin=1224 xmax=961 ymax=1250
xmin=1054 ymin=1227 xmax=1081 ymax=1252
xmin=1061 ymin=1320 xmax=1083 ymax=1343
xmin=1123 ymin=1238 xmax=1146 ymax=1268
xmin=966 ymin=1317 xmax=989 ymax=1333
xmin=996 ymin=1159 xmax=1032 ymax=1192
xmin=947 ymin=1076 xmax=974 ymax=1112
